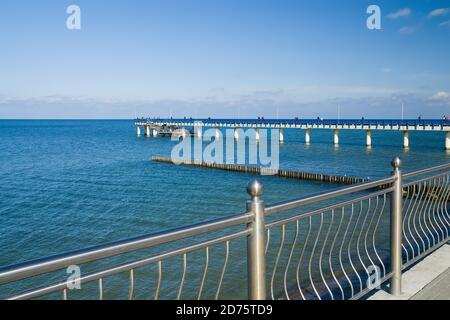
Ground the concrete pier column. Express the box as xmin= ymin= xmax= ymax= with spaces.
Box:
xmin=234 ymin=128 xmax=239 ymax=140
xmin=136 ymin=126 xmax=141 ymax=136
xmin=446 ymin=131 xmax=450 ymax=150
xmin=333 ymin=129 xmax=339 ymax=145
xmin=305 ymin=128 xmax=311 ymax=144
xmin=195 ymin=126 xmax=202 ymax=139
xmin=279 ymin=128 xmax=284 ymax=143
xmin=403 ymin=130 xmax=409 ymax=148
xmin=181 ymin=128 xmax=188 ymax=138
xmin=145 ymin=125 xmax=150 ymax=137
xmin=366 ymin=130 xmax=372 ymax=147
xmin=255 ymin=129 xmax=260 ymax=142
xmin=152 ymin=128 xmax=158 ymax=137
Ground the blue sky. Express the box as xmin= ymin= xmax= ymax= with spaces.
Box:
xmin=0 ymin=0 xmax=449 ymax=119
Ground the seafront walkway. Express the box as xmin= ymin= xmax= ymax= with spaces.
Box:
xmin=369 ymin=243 xmax=450 ymax=300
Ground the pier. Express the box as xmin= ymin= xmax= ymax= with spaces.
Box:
xmin=135 ymin=118 xmax=450 ymax=149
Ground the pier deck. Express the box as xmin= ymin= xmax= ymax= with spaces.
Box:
xmin=135 ymin=118 xmax=450 ymax=149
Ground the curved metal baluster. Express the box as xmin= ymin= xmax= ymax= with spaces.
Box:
xmin=356 ymin=199 xmax=371 ymax=281
xmin=308 ymin=213 xmax=324 ymax=300
xmin=265 ymin=229 xmax=271 ymax=255
xmin=442 ymin=175 xmax=450 ymax=228
xmin=423 ymin=178 xmax=438 ymax=247
xmin=440 ymin=175 xmax=450 ymax=231
xmin=128 ymin=269 xmax=134 ymax=300
xmin=403 ymin=185 xmax=416 ymax=261
xmin=429 ymin=177 xmax=444 ymax=244
xmin=197 ymin=247 xmax=209 ymax=300
xmin=417 ymin=180 xmax=432 ymax=251
xmin=271 ymin=224 xmax=285 ymax=300
xmin=364 ymin=196 xmax=379 ymax=274
xmin=296 ymin=216 xmax=312 ymax=300
xmin=411 ymin=182 xmax=427 ymax=255
xmin=435 ymin=176 xmax=449 ymax=239
xmin=441 ymin=174 xmax=450 ymax=228
xmin=329 ymin=207 xmax=345 ymax=299
xmin=372 ymin=194 xmax=387 ymax=277
xmin=284 ymin=220 xmax=299 ymax=300
xmin=338 ymin=205 xmax=355 ymax=298
xmin=318 ymin=210 xmax=334 ymax=300
xmin=435 ymin=175 xmax=450 ymax=239
xmin=402 ymin=186 xmax=412 ymax=260
xmin=215 ymin=241 xmax=230 ymax=300
xmin=347 ymin=202 xmax=364 ymax=293
xmin=154 ymin=261 xmax=162 ymax=300
xmin=177 ymin=254 xmax=187 ymax=300
xmin=99 ymin=278 xmax=103 ymax=300
xmin=408 ymin=183 xmax=425 ymax=257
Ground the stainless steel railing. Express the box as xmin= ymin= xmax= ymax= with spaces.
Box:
xmin=0 ymin=158 xmax=449 ymax=300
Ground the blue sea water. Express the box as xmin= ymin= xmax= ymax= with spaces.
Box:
xmin=0 ymin=120 xmax=448 ymax=299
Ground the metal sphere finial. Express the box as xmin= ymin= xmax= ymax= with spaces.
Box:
xmin=247 ymin=179 xmax=264 ymax=198
xmin=391 ymin=157 xmax=402 ymax=169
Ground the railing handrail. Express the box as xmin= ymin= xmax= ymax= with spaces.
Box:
xmin=135 ymin=118 xmax=450 ymax=127
xmin=0 ymin=212 xmax=252 ymax=285
xmin=265 ymin=176 xmax=395 ymax=216
xmin=403 ymin=162 xmax=450 ymax=178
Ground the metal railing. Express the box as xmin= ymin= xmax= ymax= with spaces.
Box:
xmin=136 ymin=118 xmax=450 ymax=129
xmin=0 ymin=158 xmax=449 ymax=300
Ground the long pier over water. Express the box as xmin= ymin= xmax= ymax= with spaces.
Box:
xmin=136 ymin=118 xmax=450 ymax=149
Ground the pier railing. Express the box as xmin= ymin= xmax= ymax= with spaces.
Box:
xmin=137 ymin=118 xmax=449 ymax=128
xmin=0 ymin=159 xmax=449 ymax=300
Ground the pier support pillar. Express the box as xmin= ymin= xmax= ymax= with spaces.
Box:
xmin=366 ymin=130 xmax=372 ymax=147
xmin=255 ymin=129 xmax=260 ymax=142
xmin=136 ymin=126 xmax=141 ymax=136
xmin=181 ymin=128 xmax=188 ymax=138
xmin=152 ymin=128 xmax=158 ymax=137
xmin=145 ymin=125 xmax=150 ymax=137
xmin=333 ymin=129 xmax=339 ymax=145
xmin=195 ymin=126 xmax=202 ymax=139
xmin=279 ymin=129 xmax=284 ymax=143
xmin=403 ymin=131 xmax=409 ymax=149
xmin=446 ymin=131 xmax=450 ymax=150
xmin=305 ymin=128 xmax=311 ymax=144
xmin=234 ymin=128 xmax=239 ymax=140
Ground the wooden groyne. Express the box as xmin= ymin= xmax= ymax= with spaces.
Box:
xmin=152 ymin=156 xmax=367 ymax=185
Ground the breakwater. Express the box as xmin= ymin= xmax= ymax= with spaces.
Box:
xmin=152 ymin=156 xmax=367 ymax=185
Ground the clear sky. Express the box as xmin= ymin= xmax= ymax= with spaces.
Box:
xmin=1 ymin=0 xmax=449 ymax=119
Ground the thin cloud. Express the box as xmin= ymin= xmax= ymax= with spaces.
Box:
xmin=399 ymin=26 xmax=416 ymax=34
xmin=427 ymin=91 xmax=450 ymax=105
xmin=428 ymin=8 xmax=450 ymax=18
xmin=439 ymin=20 xmax=450 ymax=27
xmin=381 ymin=68 xmax=392 ymax=73
xmin=387 ymin=8 xmax=412 ymax=19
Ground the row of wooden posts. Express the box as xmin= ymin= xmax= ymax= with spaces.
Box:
xmin=152 ymin=156 xmax=367 ymax=185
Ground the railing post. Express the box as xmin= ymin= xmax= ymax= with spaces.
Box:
xmin=390 ymin=157 xmax=403 ymax=296
xmin=246 ymin=179 xmax=267 ymax=300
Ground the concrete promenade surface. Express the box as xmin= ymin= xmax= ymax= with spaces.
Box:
xmin=369 ymin=244 xmax=450 ymax=300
